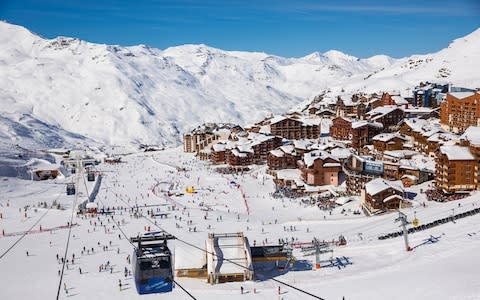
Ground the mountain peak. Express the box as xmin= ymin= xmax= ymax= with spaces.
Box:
xmin=0 ymin=21 xmax=479 ymax=148
xmin=323 ymin=50 xmax=358 ymax=61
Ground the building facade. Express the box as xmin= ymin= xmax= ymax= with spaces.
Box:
xmin=330 ymin=117 xmax=352 ymax=140
xmin=435 ymin=145 xmax=476 ymax=193
xmin=270 ymin=117 xmax=321 ymax=140
xmin=440 ymin=92 xmax=480 ymax=134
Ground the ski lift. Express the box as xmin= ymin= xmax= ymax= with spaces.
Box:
xmin=87 ymin=171 xmax=95 ymax=182
xmin=131 ymin=232 xmax=175 ymax=294
xmin=66 ymin=183 xmax=76 ymax=195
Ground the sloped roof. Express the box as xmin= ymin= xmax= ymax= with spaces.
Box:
xmin=352 ymin=120 xmax=383 ymax=129
xmin=448 ymin=91 xmax=476 ymax=99
xmin=364 ymin=178 xmax=404 ymax=196
xmin=439 ymin=145 xmax=474 ymax=160
xmin=460 ymin=126 xmax=480 ymax=145
xmin=366 ymin=106 xmax=400 ymax=120
xmin=427 ymin=132 xmax=458 ymax=143
xmin=303 ymin=150 xmax=336 ymax=167
xmin=279 ymin=144 xmax=296 ymax=155
xmin=372 ymin=133 xmax=406 ymax=142
xmin=269 ymin=149 xmax=284 ymax=157
xmin=212 ymin=143 xmax=227 ymax=152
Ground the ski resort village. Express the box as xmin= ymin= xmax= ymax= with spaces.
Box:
xmin=1 ymin=20 xmax=480 ymax=300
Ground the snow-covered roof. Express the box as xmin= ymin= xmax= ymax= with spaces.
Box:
xmin=303 ymin=150 xmax=336 ymax=167
xmin=403 ymin=107 xmax=434 ymax=114
xmin=403 ymin=118 xmax=443 ymax=137
xmin=212 ymin=143 xmax=227 ymax=152
xmin=392 ymin=95 xmax=408 ymax=105
xmin=258 ymin=125 xmax=271 ymax=134
xmin=301 ymin=118 xmax=322 ymax=126
xmin=230 ymin=149 xmax=247 ymax=157
xmin=269 ymin=115 xmax=288 ymax=125
xmin=279 ymin=144 xmax=296 ymax=155
xmin=448 ymin=91 xmax=476 ymax=99
xmin=330 ymin=147 xmax=351 ymax=160
xmin=401 ymin=174 xmax=418 ymax=181
xmin=383 ymin=194 xmax=403 ymax=203
xmin=293 ymin=140 xmax=313 ymax=150
xmin=372 ymin=133 xmax=406 ymax=142
xmin=364 ymin=178 xmax=404 ymax=196
xmin=323 ymin=162 xmax=341 ymax=168
xmin=439 ymin=145 xmax=474 ymax=160
xmin=399 ymin=160 xmax=418 ymax=170
xmin=427 ymin=132 xmax=458 ymax=143
xmin=460 ymin=126 xmax=480 ymax=145
xmin=236 ymin=143 xmax=254 ymax=153
xmin=366 ymin=106 xmax=399 ymax=120
xmin=269 ymin=149 xmax=284 ymax=157
xmin=352 ymin=120 xmax=383 ymax=129
xmin=335 ymin=197 xmax=354 ymax=205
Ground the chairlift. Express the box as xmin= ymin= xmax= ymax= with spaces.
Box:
xmin=87 ymin=171 xmax=95 ymax=182
xmin=66 ymin=183 xmax=76 ymax=195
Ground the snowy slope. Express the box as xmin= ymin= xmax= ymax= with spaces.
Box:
xmin=347 ymin=29 xmax=480 ymax=94
xmin=1 ymin=149 xmax=480 ymax=299
xmin=0 ymin=21 xmax=479 ymax=149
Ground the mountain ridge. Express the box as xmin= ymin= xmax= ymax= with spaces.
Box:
xmin=0 ymin=21 xmax=479 ymax=149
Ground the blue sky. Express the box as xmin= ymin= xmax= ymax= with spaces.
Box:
xmin=1 ymin=0 xmax=479 ymax=58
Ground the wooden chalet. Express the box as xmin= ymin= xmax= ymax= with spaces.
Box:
xmin=361 ymin=178 xmax=405 ymax=214
xmin=330 ymin=117 xmax=353 ymax=141
xmin=366 ymin=106 xmax=404 ymax=132
xmin=267 ymin=145 xmax=299 ymax=170
xmin=351 ymin=121 xmax=383 ymax=151
xmin=372 ymin=133 xmax=407 ymax=152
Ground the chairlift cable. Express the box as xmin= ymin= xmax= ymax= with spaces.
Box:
xmin=0 ymin=186 xmax=61 ymax=260
xmin=173 ymin=279 xmax=197 ymax=300
xmin=56 ymin=160 xmax=81 ymax=300
xmin=105 ymin=179 xmax=326 ymax=300
xmin=142 ymin=215 xmax=326 ymax=300
xmin=105 ymin=184 xmax=198 ymax=299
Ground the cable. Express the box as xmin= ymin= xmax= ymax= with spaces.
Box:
xmin=173 ymin=279 xmax=197 ymax=300
xmin=105 ymin=177 xmax=326 ymax=299
xmin=110 ymin=208 xmax=197 ymax=299
xmin=0 ymin=182 xmax=66 ymax=260
xmin=143 ymin=216 xmax=325 ymax=300
xmin=56 ymin=160 xmax=81 ymax=300
xmin=0 ymin=202 xmax=52 ymax=260
xmin=103 ymin=168 xmax=325 ymax=299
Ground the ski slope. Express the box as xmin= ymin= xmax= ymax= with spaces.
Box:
xmin=1 ymin=148 xmax=480 ymax=299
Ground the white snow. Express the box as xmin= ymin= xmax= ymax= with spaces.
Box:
xmin=0 ymin=148 xmax=480 ymax=299
xmin=1 ymin=22 xmax=480 ymax=149
xmin=439 ymin=145 xmax=475 ymax=160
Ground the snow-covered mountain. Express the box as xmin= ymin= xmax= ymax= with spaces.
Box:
xmin=0 ymin=21 xmax=479 ymax=148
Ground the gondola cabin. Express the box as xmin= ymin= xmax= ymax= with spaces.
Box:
xmin=131 ymin=232 xmax=175 ymax=294
xmin=66 ymin=183 xmax=76 ymax=195
xmin=87 ymin=171 xmax=95 ymax=182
